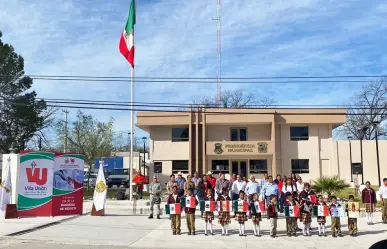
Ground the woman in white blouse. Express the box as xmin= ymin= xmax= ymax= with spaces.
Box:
xmin=280 ymin=178 xmax=297 ymax=212
xmin=296 ymin=176 xmax=305 ymax=194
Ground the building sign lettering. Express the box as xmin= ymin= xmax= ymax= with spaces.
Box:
xmin=213 ymin=142 xmax=268 ymax=154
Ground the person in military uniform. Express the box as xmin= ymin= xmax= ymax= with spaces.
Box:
xmin=148 ymin=175 xmax=162 ymax=219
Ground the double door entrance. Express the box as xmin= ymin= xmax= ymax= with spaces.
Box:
xmin=231 ymin=160 xmax=247 ymax=179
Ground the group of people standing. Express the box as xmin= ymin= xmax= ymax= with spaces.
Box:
xmin=147 ymin=172 xmax=387 ymax=237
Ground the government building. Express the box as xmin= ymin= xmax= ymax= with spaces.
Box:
xmin=136 ymin=107 xmax=387 ymax=185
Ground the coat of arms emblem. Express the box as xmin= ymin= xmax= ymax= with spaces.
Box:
xmin=214 ymin=143 xmax=223 ymax=154
xmin=257 ymin=142 xmax=268 ymax=153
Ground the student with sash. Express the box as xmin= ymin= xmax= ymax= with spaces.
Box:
xmin=202 ymin=188 xmax=215 ymax=236
xmin=216 ymin=188 xmax=231 ymax=236
xmin=380 ymin=178 xmax=387 ymax=224
xmin=281 ymin=178 xmax=297 ymax=212
xmin=300 ymin=194 xmax=313 ymax=236
xmin=316 ymin=195 xmax=327 ymax=237
xmin=167 ymin=186 xmax=181 ymax=235
xmin=329 ymin=196 xmax=343 ymax=237
xmin=235 ymin=190 xmax=248 ymax=236
xmin=347 ymin=195 xmax=358 ymax=237
xmin=267 ymin=194 xmax=279 ymax=238
xmin=249 ymin=193 xmax=262 ymax=237
xmin=284 ymin=192 xmax=299 ymax=237
xmin=361 ymin=181 xmax=377 ymax=225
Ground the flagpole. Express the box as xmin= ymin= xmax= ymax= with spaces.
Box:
xmin=129 ymin=67 xmax=134 ymax=201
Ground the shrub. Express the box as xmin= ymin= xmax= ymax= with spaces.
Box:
xmin=312 ymin=176 xmax=350 ymax=199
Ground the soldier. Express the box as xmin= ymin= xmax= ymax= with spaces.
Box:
xmin=148 ymin=175 xmax=162 ymax=219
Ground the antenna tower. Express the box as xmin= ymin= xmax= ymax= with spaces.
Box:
xmin=214 ymin=0 xmax=222 ymax=106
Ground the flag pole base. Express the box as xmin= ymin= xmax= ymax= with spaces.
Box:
xmin=91 ymin=204 xmax=105 ymax=216
xmin=4 ymin=204 xmax=18 ymax=219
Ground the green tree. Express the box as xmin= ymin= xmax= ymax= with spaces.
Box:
xmin=56 ymin=110 xmax=114 ymax=190
xmin=312 ymin=176 xmax=350 ymax=199
xmin=0 ymin=31 xmax=53 ymax=153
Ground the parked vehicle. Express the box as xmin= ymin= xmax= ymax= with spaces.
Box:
xmin=107 ymin=168 xmax=129 ymax=188
xmin=84 ymin=174 xmax=97 ymax=188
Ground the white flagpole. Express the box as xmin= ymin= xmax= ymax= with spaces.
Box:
xmin=129 ymin=68 xmax=134 ymax=201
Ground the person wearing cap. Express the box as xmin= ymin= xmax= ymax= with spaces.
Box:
xmin=176 ymin=172 xmax=186 ymax=197
xmin=379 ymin=178 xmax=387 ymax=223
xmin=207 ymin=171 xmax=217 ymax=196
xmin=148 ymin=175 xmax=161 ymax=219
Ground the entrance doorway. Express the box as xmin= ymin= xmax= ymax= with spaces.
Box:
xmin=231 ymin=161 xmax=247 ymax=179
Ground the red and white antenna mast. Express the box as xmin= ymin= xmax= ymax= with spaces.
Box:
xmin=213 ymin=0 xmax=222 ymax=106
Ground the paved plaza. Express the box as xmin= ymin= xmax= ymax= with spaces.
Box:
xmin=0 ymin=200 xmax=386 ymax=249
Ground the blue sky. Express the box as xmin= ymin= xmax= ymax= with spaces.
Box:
xmin=1 ymin=0 xmax=387 ymax=142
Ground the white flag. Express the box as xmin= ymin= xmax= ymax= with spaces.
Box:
xmin=0 ymin=157 xmax=12 ymax=211
xmin=93 ymin=164 xmax=107 ymax=211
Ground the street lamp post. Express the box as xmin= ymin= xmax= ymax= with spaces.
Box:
xmin=142 ymin=137 xmax=147 ymax=178
xmin=348 ymin=136 xmax=353 ymax=182
xmin=358 ymin=126 xmax=368 ymax=184
xmin=372 ymin=121 xmax=381 ymax=186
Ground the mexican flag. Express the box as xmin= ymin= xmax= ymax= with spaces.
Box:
xmin=200 ymin=201 xmax=216 ymax=211
xmin=165 ymin=203 xmax=181 ymax=215
xmin=119 ymin=0 xmax=136 ymax=68
xmin=218 ymin=201 xmax=232 ymax=212
xmin=181 ymin=197 xmax=196 ymax=208
xmin=284 ymin=206 xmax=300 ymax=217
xmin=313 ymin=205 xmax=329 ymax=217
xmin=233 ymin=200 xmax=248 ymax=212
xmin=251 ymin=201 xmax=265 ymax=214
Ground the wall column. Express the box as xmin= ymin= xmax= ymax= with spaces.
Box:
xmin=202 ymin=110 xmax=206 ymax=174
xmin=195 ymin=107 xmax=199 ymax=174
xmin=188 ymin=105 xmax=193 ymax=174
xmin=271 ymin=117 xmax=277 ymax=176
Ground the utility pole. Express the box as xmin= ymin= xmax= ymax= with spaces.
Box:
xmin=62 ymin=109 xmax=69 ymax=153
xmin=38 ymin=136 xmax=42 ymax=151
xmin=212 ymin=0 xmax=222 ymax=106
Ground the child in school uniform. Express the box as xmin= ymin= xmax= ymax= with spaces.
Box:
xmin=167 ymin=185 xmax=181 ymax=235
xmin=267 ymin=194 xmax=279 ymax=238
xmin=235 ymin=190 xmax=248 ymax=236
xmin=329 ymin=196 xmax=343 ymax=237
xmin=316 ymin=195 xmax=327 ymax=237
xmin=216 ymin=188 xmax=231 ymax=236
xmin=284 ymin=192 xmax=299 ymax=237
xmin=347 ymin=195 xmax=358 ymax=237
xmin=184 ymin=188 xmax=197 ymax=236
xmin=249 ymin=193 xmax=262 ymax=237
xmin=203 ymin=188 xmax=215 ymax=235
xmin=300 ymin=195 xmax=313 ymax=236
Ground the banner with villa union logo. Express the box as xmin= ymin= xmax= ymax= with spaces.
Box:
xmin=17 ymin=151 xmax=55 ymax=217
xmin=52 ymin=153 xmax=85 ymax=216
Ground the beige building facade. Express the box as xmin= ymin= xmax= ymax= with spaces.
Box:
xmin=137 ymin=108 xmax=386 ymax=185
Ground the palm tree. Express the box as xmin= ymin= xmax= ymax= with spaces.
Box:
xmin=312 ymin=176 xmax=350 ymax=199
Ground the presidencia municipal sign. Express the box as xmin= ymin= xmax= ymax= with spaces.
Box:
xmin=210 ymin=142 xmax=270 ymax=155
xmin=52 ymin=153 xmax=85 ymax=216
xmin=17 ymin=151 xmax=55 ymax=217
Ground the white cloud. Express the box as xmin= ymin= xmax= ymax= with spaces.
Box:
xmin=1 ymin=0 xmax=387 ymax=139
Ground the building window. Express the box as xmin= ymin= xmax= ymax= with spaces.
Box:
xmin=249 ymin=160 xmax=268 ymax=174
xmin=230 ymin=128 xmax=247 ymax=141
xmin=172 ymin=160 xmax=189 ymax=174
xmin=291 ymin=159 xmax=309 ymax=174
xmin=290 ymin=126 xmax=309 ymax=141
xmin=172 ymin=127 xmax=189 ymax=142
xmin=211 ymin=160 xmax=229 ymax=174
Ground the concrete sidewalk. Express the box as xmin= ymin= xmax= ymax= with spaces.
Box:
xmin=1 ymin=200 xmax=386 ymax=249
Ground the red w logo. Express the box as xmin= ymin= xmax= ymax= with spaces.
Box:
xmin=26 ymin=168 xmax=48 ymax=186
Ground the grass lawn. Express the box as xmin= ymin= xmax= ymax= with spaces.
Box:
xmin=334 ymin=186 xmax=382 ymax=208
xmin=83 ymin=188 xmax=150 ymax=199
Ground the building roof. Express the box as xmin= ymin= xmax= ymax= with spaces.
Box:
xmin=136 ymin=108 xmax=347 ymax=132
